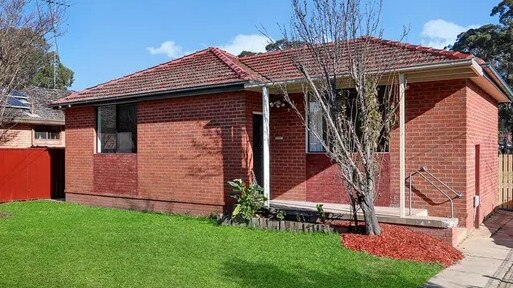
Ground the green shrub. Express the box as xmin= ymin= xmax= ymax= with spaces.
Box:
xmin=228 ymin=179 xmax=267 ymax=221
xmin=275 ymin=210 xmax=287 ymax=221
xmin=316 ymin=204 xmax=326 ymax=222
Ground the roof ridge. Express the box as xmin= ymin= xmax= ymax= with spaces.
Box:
xmin=208 ymin=47 xmax=253 ymax=80
xmin=361 ymin=36 xmax=477 ymax=61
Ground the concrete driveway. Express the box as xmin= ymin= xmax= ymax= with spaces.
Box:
xmin=426 ymin=210 xmax=513 ymax=288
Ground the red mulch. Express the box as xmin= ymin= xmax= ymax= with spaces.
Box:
xmin=338 ymin=222 xmax=463 ymax=267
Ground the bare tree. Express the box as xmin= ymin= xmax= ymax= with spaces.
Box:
xmin=0 ymin=0 xmax=65 ymax=143
xmin=274 ymin=0 xmax=407 ymax=235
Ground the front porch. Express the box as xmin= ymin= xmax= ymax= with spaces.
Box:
xmin=269 ymin=199 xmax=466 ymax=246
xmin=269 ymin=199 xmax=458 ymax=229
xmin=248 ymin=73 xmax=478 ymax=240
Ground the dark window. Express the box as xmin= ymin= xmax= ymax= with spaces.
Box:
xmin=97 ymin=103 xmax=137 ymax=153
xmin=34 ymin=126 xmax=61 ymax=140
xmin=306 ymin=87 xmax=390 ymax=153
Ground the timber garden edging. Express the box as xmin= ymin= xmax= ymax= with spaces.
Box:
xmin=217 ymin=215 xmax=335 ymax=233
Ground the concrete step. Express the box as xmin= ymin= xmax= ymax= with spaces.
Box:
xmin=270 ymin=200 xmax=428 ymax=217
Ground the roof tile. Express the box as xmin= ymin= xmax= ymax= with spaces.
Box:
xmin=54 ymin=37 xmax=480 ymax=105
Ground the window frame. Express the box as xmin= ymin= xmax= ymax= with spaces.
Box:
xmin=96 ymin=103 xmax=137 ymax=154
xmin=34 ymin=126 xmax=61 ymax=140
xmin=304 ymin=86 xmax=391 ymax=154
xmin=305 ymin=93 xmax=327 ymax=153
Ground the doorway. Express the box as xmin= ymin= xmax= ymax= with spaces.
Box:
xmin=475 ymin=144 xmax=481 ymax=228
xmin=252 ymin=113 xmax=263 ymax=185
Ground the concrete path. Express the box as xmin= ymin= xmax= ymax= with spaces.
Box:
xmin=426 ymin=210 xmax=513 ymax=288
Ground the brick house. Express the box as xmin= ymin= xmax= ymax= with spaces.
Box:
xmin=52 ymin=38 xmax=512 ymax=245
xmin=1 ymin=87 xmax=68 ymax=148
xmin=0 ymin=87 xmax=68 ymax=201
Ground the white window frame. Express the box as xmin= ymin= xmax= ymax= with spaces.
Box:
xmin=305 ymin=94 xmax=326 ymax=153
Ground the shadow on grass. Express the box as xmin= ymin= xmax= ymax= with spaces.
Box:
xmin=221 ymin=258 xmax=425 ymax=288
xmin=0 ymin=210 xmax=12 ymax=219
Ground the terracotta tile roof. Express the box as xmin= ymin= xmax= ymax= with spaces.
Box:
xmin=238 ymin=37 xmax=480 ymax=81
xmin=54 ymin=47 xmax=261 ymax=105
xmin=54 ymin=37 xmax=480 ymax=105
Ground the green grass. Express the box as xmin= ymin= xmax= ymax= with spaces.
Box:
xmin=0 ymin=201 xmax=441 ymax=287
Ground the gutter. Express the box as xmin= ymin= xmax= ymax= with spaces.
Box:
xmin=481 ymin=64 xmax=513 ymax=102
xmin=50 ymin=81 xmax=248 ymax=109
xmin=12 ymin=118 xmax=65 ymax=126
xmin=244 ymin=58 xmax=476 ymax=88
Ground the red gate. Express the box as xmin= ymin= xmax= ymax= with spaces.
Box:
xmin=0 ymin=148 xmax=64 ymax=202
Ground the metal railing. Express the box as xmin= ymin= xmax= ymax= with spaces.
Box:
xmin=408 ymin=166 xmax=463 ymax=218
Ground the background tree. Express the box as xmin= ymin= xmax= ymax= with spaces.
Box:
xmin=237 ymin=39 xmax=305 ymax=57
xmin=273 ymin=0 xmax=404 ymax=235
xmin=31 ymin=51 xmax=74 ymax=89
xmin=450 ymin=0 xmax=513 ymax=135
xmin=264 ymin=39 xmax=304 ymax=51
xmin=3 ymin=29 xmax=74 ymax=90
xmin=238 ymin=50 xmax=257 ymax=57
xmin=0 ymin=0 xmax=67 ymax=142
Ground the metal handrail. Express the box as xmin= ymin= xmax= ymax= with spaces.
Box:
xmin=408 ymin=166 xmax=464 ymax=218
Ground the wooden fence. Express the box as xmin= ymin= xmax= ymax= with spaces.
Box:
xmin=499 ymin=154 xmax=513 ymax=210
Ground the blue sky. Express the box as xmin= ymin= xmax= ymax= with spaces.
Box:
xmin=57 ymin=0 xmax=500 ymax=91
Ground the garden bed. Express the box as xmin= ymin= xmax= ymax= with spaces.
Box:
xmin=220 ymin=213 xmax=462 ymax=267
xmin=339 ymin=222 xmax=463 ymax=267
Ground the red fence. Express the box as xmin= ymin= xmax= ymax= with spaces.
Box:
xmin=0 ymin=148 xmax=64 ymax=202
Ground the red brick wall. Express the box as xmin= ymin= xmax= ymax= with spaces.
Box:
xmin=465 ymin=80 xmax=498 ymax=229
xmin=250 ymin=93 xmax=390 ymax=204
xmin=66 ymin=193 xmax=221 ymax=215
xmin=93 ymin=154 xmax=137 ymax=195
xmin=65 ymin=107 xmax=95 ymax=194
xmin=406 ymin=225 xmax=458 ymax=247
xmin=64 ymin=92 xmax=251 ymax=214
xmin=389 ymin=79 xmax=499 ymax=230
xmin=64 ymin=80 xmax=498 ymax=228
xmin=268 ymin=94 xmax=307 ymax=200
xmin=306 ymin=153 xmax=391 ymax=206
xmin=390 ymin=80 xmax=468 ymax=222
xmin=137 ymin=92 xmax=249 ymax=210
xmin=246 ymin=92 xmax=308 ymax=201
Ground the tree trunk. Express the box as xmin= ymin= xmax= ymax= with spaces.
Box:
xmin=360 ymin=194 xmax=381 ymax=236
xmin=350 ymin=197 xmax=359 ymax=230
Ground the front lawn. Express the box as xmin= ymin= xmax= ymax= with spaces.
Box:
xmin=0 ymin=201 xmax=440 ymax=287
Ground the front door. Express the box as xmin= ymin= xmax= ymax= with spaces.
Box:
xmin=252 ymin=114 xmax=263 ymax=185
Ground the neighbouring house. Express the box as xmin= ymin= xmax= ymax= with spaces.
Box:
xmin=1 ymin=87 xmax=69 ymax=148
xmin=52 ymin=38 xmax=512 ymax=246
xmin=0 ymin=87 xmax=68 ymax=202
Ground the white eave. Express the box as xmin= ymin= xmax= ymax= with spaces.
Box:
xmin=245 ymin=58 xmax=512 ymax=104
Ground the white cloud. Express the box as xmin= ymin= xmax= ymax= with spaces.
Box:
xmin=147 ymin=41 xmax=184 ymax=58
xmin=420 ymin=19 xmax=479 ymax=49
xmin=147 ymin=34 xmax=271 ymax=59
xmin=218 ymin=34 xmax=271 ymax=55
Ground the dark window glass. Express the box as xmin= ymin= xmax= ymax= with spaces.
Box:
xmin=34 ymin=126 xmax=61 ymax=140
xmin=97 ymin=104 xmax=137 ymax=153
